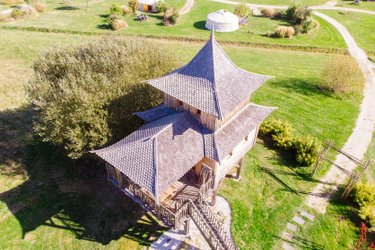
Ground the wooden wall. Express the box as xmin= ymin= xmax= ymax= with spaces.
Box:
xmin=164 ymin=94 xmax=249 ymax=131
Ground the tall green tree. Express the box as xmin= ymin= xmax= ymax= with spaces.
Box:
xmin=27 ymin=37 xmax=180 ymax=159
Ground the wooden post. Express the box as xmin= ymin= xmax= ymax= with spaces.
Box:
xmin=236 ymin=158 xmax=244 ymax=180
xmin=312 ymin=141 xmax=331 ymax=176
xmin=211 ymin=189 xmax=218 ymax=206
xmin=184 ymin=218 xmax=190 ymax=235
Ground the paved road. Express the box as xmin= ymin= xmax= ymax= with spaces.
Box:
xmin=211 ymin=0 xmax=375 ymax=15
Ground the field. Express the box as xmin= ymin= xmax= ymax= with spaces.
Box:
xmin=320 ymin=10 xmax=375 ymax=57
xmin=235 ymin=0 xmax=327 ymax=6
xmin=0 ymin=0 xmax=346 ymax=49
xmin=337 ymin=0 xmax=375 ymax=11
xmin=0 ymin=28 xmax=362 ymax=249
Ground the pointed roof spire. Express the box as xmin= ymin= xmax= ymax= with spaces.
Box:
xmin=210 ymin=26 xmax=215 ymax=41
xmin=148 ymin=34 xmax=273 ymax=119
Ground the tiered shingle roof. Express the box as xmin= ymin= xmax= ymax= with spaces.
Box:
xmin=148 ymin=33 xmax=272 ymax=119
xmin=92 ymin=33 xmax=276 ymax=202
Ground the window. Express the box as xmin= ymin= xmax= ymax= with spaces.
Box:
xmin=178 ymin=100 xmax=183 ymax=106
xmin=245 ymin=135 xmax=248 ymax=141
xmin=197 ymin=109 xmax=201 ymax=115
xmin=229 ymin=151 xmax=233 ymax=157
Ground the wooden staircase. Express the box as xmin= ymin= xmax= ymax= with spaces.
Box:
xmin=186 ymin=192 xmax=238 ymax=250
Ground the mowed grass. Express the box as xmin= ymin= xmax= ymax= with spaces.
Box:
xmin=0 ymin=30 xmax=361 ymax=249
xmin=337 ymin=0 xmax=375 ymax=11
xmin=320 ymin=10 xmax=375 ymax=54
xmin=235 ymin=0 xmax=326 ymax=6
xmin=0 ymin=0 xmax=346 ymax=49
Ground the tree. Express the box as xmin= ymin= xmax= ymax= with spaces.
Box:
xmin=234 ymin=3 xmax=251 ymax=18
xmin=128 ymin=0 xmax=138 ymax=13
xmin=156 ymin=0 xmax=168 ymax=13
xmin=27 ymin=37 xmax=180 ymax=159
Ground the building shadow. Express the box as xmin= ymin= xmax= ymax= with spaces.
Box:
xmin=0 ymin=105 xmax=167 ymax=245
xmin=193 ymin=21 xmax=207 ymax=30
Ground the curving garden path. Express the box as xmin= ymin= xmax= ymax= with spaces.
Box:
xmin=305 ymin=11 xmax=375 ymax=213
xmin=179 ymin=0 xmax=195 ymax=15
xmin=211 ymin=0 xmax=375 ymax=15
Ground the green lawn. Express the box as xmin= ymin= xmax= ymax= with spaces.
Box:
xmin=0 ymin=30 xmax=361 ymax=249
xmin=234 ymin=0 xmax=327 ymax=6
xmin=320 ymin=10 xmax=375 ymax=56
xmin=0 ymin=0 xmax=346 ymax=49
xmin=337 ymin=0 xmax=375 ymax=11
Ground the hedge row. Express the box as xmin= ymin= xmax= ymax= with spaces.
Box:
xmin=0 ymin=25 xmax=349 ymax=55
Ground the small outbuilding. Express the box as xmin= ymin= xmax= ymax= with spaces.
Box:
xmin=138 ymin=0 xmax=157 ymax=12
xmin=205 ymin=9 xmax=239 ymax=32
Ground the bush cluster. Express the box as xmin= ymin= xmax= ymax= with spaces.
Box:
xmin=259 ymin=118 xmax=321 ymax=166
xmin=163 ymin=7 xmax=178 ymax=25
xmin=110 ymin=3 xmax=123 ymax=15
xmin=234 ymin=3 xmax=251 ymax=18
xmin=27 ymin=0 xmax=46 ymax=12
xmin=354 ymin=183 xmax=375 ymax=226
xmin=319 ymin=56 xmax=364 ymax=95
xmin=27 ymin=37 xmax=180 ymax=159
xmin=285 ymin=4 xmax=313 ymax=33
xmin=128 ymin=0 xmax=138 ymax=13
xmin=11 ymin=9 xmax=25 ymax=19
xmin=274 ymin=26 xmax=295 ymax=38
xmin=156 ymin=0 xmax=168 ymax=13
xmin=261 ymin=8 xmax=276 ymax=18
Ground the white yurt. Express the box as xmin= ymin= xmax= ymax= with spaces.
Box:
xmin=205 ymin=9 xmax=239 ymax=32
xmin=138 ymin=0 xmax=157 ymax=12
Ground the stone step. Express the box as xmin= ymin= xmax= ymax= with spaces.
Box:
xmin=292 ymin=215 xmax=305 ymax=225
xmin=281 ymin=231 xmax=293 ymax=241
xmin=300 ymin=211 xmax=315 ymax=221
xmin=286 ymin=223 xmax=298 ymax=232
xmin=282 ymin=242 xmax=296 ymax=250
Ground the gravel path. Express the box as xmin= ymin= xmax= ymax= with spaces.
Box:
xmin=211 ymin=0 xmax=375 ymax=15
xmin=179 ymin=0 xmax=195 ymax=15
xmin=305 ymin=11 xmax=375 ymax=213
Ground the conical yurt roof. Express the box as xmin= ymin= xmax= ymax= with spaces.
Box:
xmin=206 ymin=9 xmax=239 ymax=32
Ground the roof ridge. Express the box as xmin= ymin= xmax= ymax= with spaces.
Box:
xmin=210 ymin=32 xmax=223 ymax=120
xmin=153 ymin=136 xmax=160 ymax=204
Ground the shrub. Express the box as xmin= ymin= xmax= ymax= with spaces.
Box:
xmin=122 ymin=5 xmax=131 ymax=15
xmin=293 ymin=24 xmax=303 ymax=35
xmin=32 ymin=2 xmax=46 ymax=12
xmin=354 ymin=183 xmax=375 ymax=226
xmin=286 ymin=4 xmax=311 ymax=24
xmin=163 ymin=7 xmax=178 ymax=25
xmin=234 ymin=3 xmax=251 ymax=18
xmin=261 ymin=8 xmax=276 ymax=18
xmin=156 ymin=0 xmax=168 ymax=13
xmin=260 ymin=118 xmax=320 ymax=166
xmin=359 ymin=204 xmax=375 ymax=226
xmin=27 ymin=37 xmax=180 ymax=159
xmin=293 ymin=136 xmax=321 ymax=166
xmin=111 ymin=18 xmax=128 ymax=30
xmin=11 ymin=9 xmax=25 ymax=19
xmin=0 ymin=0 xmax=23 ymax=5
xmin=110 ymin=3 xmax=122 ymax=15
xmin=354 ymin=183 xmax=375 ymax=206
xmin=274 ymin=26 xmax=295 ymax=38
xmin=320 ymin=56 xmax=364 ymax=94
xmin=302 ymin=17 xmax=313 ymax=33
xmin=259 ymin=118 xmax=294 ymax=150
xmin=128 ymin=0 xmax=138 ymax=13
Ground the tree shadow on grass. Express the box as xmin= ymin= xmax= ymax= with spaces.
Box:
xmin=269 ymin=78 xmax=333 ymax=97
xmin=55 ymin=6 xmax=80 ymax=10
xmin=0 ymin=106 xmax=167 ymax=246
xmin=274 ymin=234 xmax=325 ymax=250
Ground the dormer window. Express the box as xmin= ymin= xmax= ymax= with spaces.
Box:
xmin=245 ymin=136 xmax=248 ymax=141
xmin=197 ymin=109 xmax=201 ymax=115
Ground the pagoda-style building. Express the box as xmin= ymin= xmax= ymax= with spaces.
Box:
xmin=92 ymin=33 xmax=275 ymax=250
